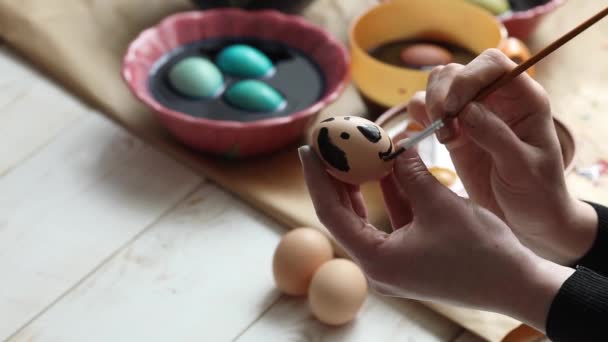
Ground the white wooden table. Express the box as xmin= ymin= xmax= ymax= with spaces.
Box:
xmin=0 ymin=46 xmax=484 ymax=341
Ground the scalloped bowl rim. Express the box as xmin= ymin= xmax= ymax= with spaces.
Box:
xmin=122 ymin=9 xmax=350 ymax=130
xmin=499 ymin=0 xmax=565 ymax=21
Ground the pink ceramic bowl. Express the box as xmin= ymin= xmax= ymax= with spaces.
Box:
xmin=122 ymin=9 xmax=349 ymax=158
xmin=499 ymin=0 xmax=565 ymax=40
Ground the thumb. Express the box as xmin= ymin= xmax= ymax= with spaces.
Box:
xmin=393 ymin=148 xmax=450 ymax=212
xmin=460 ymin=102 xmax=527 ymax=169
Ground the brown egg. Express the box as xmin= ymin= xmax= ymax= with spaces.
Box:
xmin=429 ymin=166 xmax=458 ymax=187
xmin=497 ymin=38 xmax=534 ymax=76
xmin=311 ymin=116 xmax=395 ymax=185
xmin=272 ymin=228 xmax=334 ymax=296
xmin=399 ymin=43 xmax=453 ymax=68
xmin=308 ymin=259 xmax=368 ymax=325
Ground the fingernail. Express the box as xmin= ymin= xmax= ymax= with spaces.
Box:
xmin=298 ymin=145 xmax=311 ymax=161
xmin=436 ymin=126 xmax=454 ymax=143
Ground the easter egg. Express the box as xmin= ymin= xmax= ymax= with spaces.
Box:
xmin=308 ymin=259 xmax=368 ymax=325
xmin=465 ymin=0 xmax=510 ymax=15
xmin=311 ymin=116 xmax=395 ymax=185
xmin=224 ymin=80 xmax=285 ymax=112
xmin=399 ymin=43 xmax=453 ymax=68
xmin=168 ymin=56 xmax=223 ymax=98
xmin=216 ymin=44 xmax=274 ymax=78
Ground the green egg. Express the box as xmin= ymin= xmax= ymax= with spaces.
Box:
xmin=216 ymin=44 xmax=274 ymax=78
xmin=225 ymin=80 xmax=285 ymax=112
xmin=465 ymin=0 xmax=510 ymax=15
xmin=168 ymin=56 xmax=223 ymax=98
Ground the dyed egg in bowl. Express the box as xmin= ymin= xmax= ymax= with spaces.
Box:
xmin=122 ymin=9 xmax=349 ymax=158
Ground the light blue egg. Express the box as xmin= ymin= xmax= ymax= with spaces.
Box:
xmin=225 ymin=80 xmax=285 ymax=112
xmin=168 ymin=56 xmax=223 ymax=98
xmin=216 ymin=44 xmax=274 ymax=78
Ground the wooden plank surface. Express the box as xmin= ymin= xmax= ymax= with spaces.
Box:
xmin=0 ymin=47 xmax=84 ymax=175
xmin=0 ymin=113 xmax=201 ymax=340
xmin=9 ymin=185 xmax=285 ymax=342
xmin=236 ymin=294 xmax=462 ymax=342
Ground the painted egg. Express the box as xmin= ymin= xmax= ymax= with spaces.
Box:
xmin=168 ymin=56 xmax=223 ymax=98
xmin=400 ymin=43 xmax=453 ymax=68
xmin=465 ymin=0 xmax=510 ymax=15
xmin=311 ymin=116 xmax=395 ymax=185
xmin=224 ymin=80 xmax=286 ymax=112
xmin=216 ymin=44 xmax=274 ymax=78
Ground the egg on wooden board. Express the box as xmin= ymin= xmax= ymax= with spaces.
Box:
xmin=224 ymin=79 xmax=286 ymax=112
xmin=311 ymin=116 xmax=395 ymax=185
xmin=216 ymin=44 xmax=275 ymax=78
xmin=399 ymin=43 xmax=453 ymax=68
xmin=168 ymin=56 xmax=224 ymax=98
xmin=429 ymin=166 xmax=458 ymax=187
xmin=272 ymin=228 xmax=334 ymax=296
xmin=308 ymin=259 xmax=368 ymax=325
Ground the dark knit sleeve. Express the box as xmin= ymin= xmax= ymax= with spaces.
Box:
xmin=546 ymin=266 xmax=608 ymax=342
xmin=577 ymin=201 xmax=608 ymax=276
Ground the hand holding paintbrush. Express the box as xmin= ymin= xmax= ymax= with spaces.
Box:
xmin=384 ymin=5 xmax=608 ymax=160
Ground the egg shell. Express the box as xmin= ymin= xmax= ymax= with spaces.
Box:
xmin=216 ymin=44 xmax=275 ymax=78
xmin=224 ymin=80 xmax=286 ymax=112
xmin=272 ymin=228 xmax=334 ymax=296
xmin=311 ymin=116 xmax=395 ymax=185
xmin=399 ymin=43 xmax=453 ymax=68
xmin=465 ymin=0 xmax=510 ymax=15
xmin=168 ymin=56 xmax=223 ymax=98
xmin=308 ymin=259 xmax=368 ymax=325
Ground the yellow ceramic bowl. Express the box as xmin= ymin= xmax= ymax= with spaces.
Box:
xmin=349 ymin=0 xmax=531 ymax=108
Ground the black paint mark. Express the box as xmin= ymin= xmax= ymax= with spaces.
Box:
xmin=317 ymin=127 xmax=349 ymax=172
xmin=344 ymin=117 xmax=351 ymax=120
xmin=378 ymin=139 xmax=393 ymax=160
xmin=382 ymin=146 xmax=405 ymax=161
xmin=357 ymin=124 xmax=382 ymax=143
xmin=340 ymin=132 xmax=350 ymax=139
xmin=321 ymin=118 xmax=335 ymax=123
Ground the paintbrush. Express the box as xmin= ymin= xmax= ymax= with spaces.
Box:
xmin=384 ymin=5 xmax=608 ymax=161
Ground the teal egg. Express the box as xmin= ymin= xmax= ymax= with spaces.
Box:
xmin=225 ymin=80 xmax=285 ymax=112
xmin=216 ymin=44 xmax=274 ymax=78
xmin=168 ymin=56 xmax=223 ymax=98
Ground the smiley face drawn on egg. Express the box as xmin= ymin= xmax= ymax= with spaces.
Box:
xmin=311 ymin=116 xmax=395 ymax=185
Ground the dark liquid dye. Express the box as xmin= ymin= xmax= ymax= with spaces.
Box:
xmin=149 ymin=37 xmax=325 ymax=122
xmin=508 ymin=0 xmax=550 ymax=12
xmin=368 ymin=38 xmax=478 ymax=70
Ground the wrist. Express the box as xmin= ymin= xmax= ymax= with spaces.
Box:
xmin=537 ymin=198 xmax=598 ymax=266
xmin=506 ymin=255 xmax=574 ymax=333
xmin=561 ymin=199 xmax=598 ymax=264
